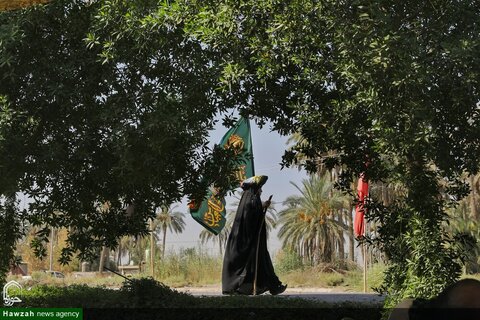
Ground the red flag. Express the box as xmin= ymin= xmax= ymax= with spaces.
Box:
xmin=354 ymin=174 xmax=369 ymax=238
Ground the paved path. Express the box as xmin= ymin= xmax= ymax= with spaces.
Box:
xmin=175 ymin=286 xmax=385 ymax=304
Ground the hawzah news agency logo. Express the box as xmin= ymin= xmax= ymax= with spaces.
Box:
xmin=3 ymin=280 xmax=22 ymax=306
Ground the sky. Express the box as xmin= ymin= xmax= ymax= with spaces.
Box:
xmin=164 ymin=118 xmax=310 ymax=256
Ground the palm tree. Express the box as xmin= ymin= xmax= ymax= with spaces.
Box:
xmin=128 ymin=236 xmax=149 ymax=265
xmin=98 ymin=246 xmax=108 ymax=273
xmin=153 ymin=205 xmax=186 ymax=258
xmin=288 ymin=132 xmax=353 ymax=263
xmin=278 ymin=174 xmax=350 ymax=265
xmin=446 ymin=198 xmax=480 ymax=273
xmin=114 ymin=236 xmax=133 ymax=266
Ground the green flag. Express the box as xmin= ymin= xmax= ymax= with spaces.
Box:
xmin=189 ymin=117 xmax=255 ymax=235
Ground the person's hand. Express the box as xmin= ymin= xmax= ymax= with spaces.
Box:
xmin=262 ymin=195 xmax=273 ymax=210
xmin=262 ymin=201 xmax=270 ymax=210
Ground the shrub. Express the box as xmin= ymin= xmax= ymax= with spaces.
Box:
xmin=274 ymin=249 xmax=304 ymax=274
xmin=120 ymin=278 xmax=196 ymax=307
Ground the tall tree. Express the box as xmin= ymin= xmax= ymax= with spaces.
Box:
xmin=0 ymin=0 xmax=240 ymax=270
xmin=278 ymin=175 xmax=349 ymax=264
xmin=287 ymin=132 xmax=357 ymax=263
xmin=447 ymin=193 xmax=480 ymax=274
xmin=153 ymin=205 xmax=185 ymax=259
xmin=98 ymin=246 xmax=109 ymax=273
xmin=170 ymin=0 xmax=480 ymax=305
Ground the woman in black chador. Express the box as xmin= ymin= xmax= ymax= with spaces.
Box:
xmin=222 ymin=175 xmax=287 ymax=295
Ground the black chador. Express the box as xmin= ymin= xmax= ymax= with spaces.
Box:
xmin=222 ymin=175 xmax=287 ymax=295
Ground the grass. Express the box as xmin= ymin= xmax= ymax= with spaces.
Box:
xmin=10 ymin=271 xmax=126 ymax=289
xmin=341 ymin=263 xmax=387 ymax=292
xmin=10 ymin=251 xmax=386 ymax=292
xmin=13 ymin=265 xmax=384 ymax=292
xmin=277 ymin=263 xmax=387 ymax=293
xmin=14 ymin=278 xmax=383 ymax=320
xmin=153 ymin=248 xmax=222 ymax=287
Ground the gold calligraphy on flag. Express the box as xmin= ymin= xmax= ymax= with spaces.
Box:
xmin=225 ymin=134 xmax=247 ymax=183
xmin=204 ymin=195 xmax=225 ymax=227
xmin=225 ymin=134 xmax=245 ymax=155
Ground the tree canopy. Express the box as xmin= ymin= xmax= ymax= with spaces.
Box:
xmin=0 ymin=0 xmax=479 ymax=304
xmin=169 ymin=0 xmax=480 ymax=303
xmin=0 ymin=0 xmax=240 ymax=266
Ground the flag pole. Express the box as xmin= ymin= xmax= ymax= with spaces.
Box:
xmin=363 ymin=239 xmax=367 ymax=293
xmin=354 ymin=172 xmax=369 ymax=293
xmin=253 ymin=217 xmax=264 ymax=296
xmin=150 ymin=218 xmax=155 ymax=279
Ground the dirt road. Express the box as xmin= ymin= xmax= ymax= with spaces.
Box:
xmin=175 ymin=286 xmax=384 ymax=304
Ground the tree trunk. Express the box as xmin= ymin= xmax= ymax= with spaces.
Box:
xmin=470 ymin=175 xmax=479 ymax=220
xmin=348 ymin=208 xmax=355 ymax=263
xmin=116 ymin=243 xmax=122 ymax=266
xmin=162 ymin=225 xmax=167 ymax=259
xmin=315 ymin=235 xmax=321 ymax=265
xmin=49 ymin=228 xmax=55 ymax=271
xmin=381 ymin=182 xmax=390 ymax=206
xmin=325 ymin=230 xmax=333 ymax=263
xmin=337 ymin=211 xmax=345 ymax=264
xmin=150 ymin=219 xmax=155 ymax=278
xmin=338 ymin=236 xmax=345 ymax=265
xmin=98 ymin=246 xmax=108 ymax=273
xmin=308 ymin=241 xmax=313 ymax=265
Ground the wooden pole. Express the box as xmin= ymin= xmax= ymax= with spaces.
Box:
xmin=363 ymin=221 xmax=368 ymax=293
xmin=150 ymin=219 xmax=155 ymax=279
xmin=363 ymin=242 xmax=367 ymax=293
xmin=49 ymin=228 xmax=55 ymax=271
